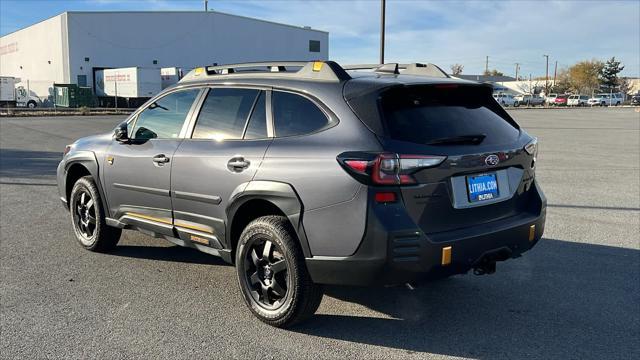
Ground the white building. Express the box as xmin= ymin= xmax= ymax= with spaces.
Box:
xmin=0 ymin=11 xmax=328 ymax=101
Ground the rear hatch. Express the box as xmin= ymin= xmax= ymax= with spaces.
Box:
xmin=346 ymin=83 xmax=538 ymax=235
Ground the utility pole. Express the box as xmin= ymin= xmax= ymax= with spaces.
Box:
xmin=553 ymin=60 xmax=558 ymax=86
xmin=485 ymin=56 xmax=489 ymax=74
xmin=543 ymin=54 xmax=549 ymax=93
xmin=379 ymin=0 xmax=386 ymax=64
xmin=514 ymin=63 xmax=520 ymax=80
xmin=204 ymin=0 xmax=208 ymax=11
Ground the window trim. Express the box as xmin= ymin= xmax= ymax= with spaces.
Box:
xmin=184 ymin=85 xmax=272 ymax=141
xmin=126 ymin=86 xmax=206 ymax=141
xmin=270 ymin=89 xmax=338 ymax=138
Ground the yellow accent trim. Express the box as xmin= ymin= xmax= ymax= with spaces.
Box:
xmin=529 ymin=224 xmax=536 ymax=242
xmin=441 ymin=246 xmax=452 ymax=266
xmin=106 ymin=156 xmax=114 ymax=165
xmin=312 ymin=61 xmax=323 ymax=72
xmin=194 ymin=67 xmax=204 ymax=75
xmin=127 ymin=212 xmax=172 ymax=225
xmin=175 ymin=221 xmax=213 ymax=234
xmin=190 ymin=235 xmax=209 ymax=245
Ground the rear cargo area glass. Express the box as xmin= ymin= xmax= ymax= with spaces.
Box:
xmin=379 ymin=86 xmax=519 ymax=146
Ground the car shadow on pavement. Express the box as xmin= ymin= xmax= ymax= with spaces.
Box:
xmin=110 ymin=245 xmax=229 ymax=266
xmin=293 ymin=238 xmax=640 ymax=359
xmin=0 ymin=148 xmax=61 ymax=179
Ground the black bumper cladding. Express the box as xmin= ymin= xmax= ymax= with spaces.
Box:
xmin=306 ymin=180 xmax=546 ymax=286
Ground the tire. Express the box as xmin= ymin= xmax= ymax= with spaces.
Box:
xmin=69 ymin=176 xmax=121 ymax=252
xmin=27 ymin=100 xmax=37 ymax=108
xmin=601 ymin=102 xmax=606 ymax=107
xmin=235 ymin=215 xmax=323 ymax=328
xmin=514 ymin=101 xmax=520 ymax=107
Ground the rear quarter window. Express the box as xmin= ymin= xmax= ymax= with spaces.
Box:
xmin=272 ymin=91 xmax=334 ymax=137
xmin=379 ymin=85 xmax=520 ymax=146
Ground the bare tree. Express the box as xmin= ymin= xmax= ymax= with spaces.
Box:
xmin=450 ymin=63 xmax=464 ymax=76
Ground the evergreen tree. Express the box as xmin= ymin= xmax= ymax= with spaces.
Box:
xmin=599 ymin=57 xmax=624 ymax=90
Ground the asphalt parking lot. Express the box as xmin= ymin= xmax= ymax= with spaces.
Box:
xmin=1 ymin=108 xmax=639 ymax=359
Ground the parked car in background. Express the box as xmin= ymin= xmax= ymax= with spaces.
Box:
xmin=514 ymin=94 xmax=544 ymax=106
xmin=493 ymin=93 xmax=519 ymax=107
xmin=588 ymin=93 xmax=623 ymax=106
xmin=554 ymin=95 xmax=569 ymax=106
xmin=544 ymin=93 xmax=558 ymax=105
xmin=567 ymin=95 xmax=589 ymax=106
xmin=631 ymin=94 xmax=640 ymax=106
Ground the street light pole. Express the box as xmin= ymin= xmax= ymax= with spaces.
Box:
xmin=514 ymin=63 xmax=520 ymax=80
xmin=380 ymin=0 xmax=386 ymax=65
xmin=543 ymin=54 xmax=549 ymax=93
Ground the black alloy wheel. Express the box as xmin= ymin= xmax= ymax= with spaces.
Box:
xmin=243 ymin=238 xmax=289 ymax=310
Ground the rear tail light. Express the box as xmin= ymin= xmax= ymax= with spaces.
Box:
xmin=339 ymin=152 xmax=446 ymax=186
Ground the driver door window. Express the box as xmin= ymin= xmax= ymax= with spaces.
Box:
xmin=132 ymin=89 xmax=200 ymax=140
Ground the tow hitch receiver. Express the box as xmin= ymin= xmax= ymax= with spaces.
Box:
xmin=472 ymin=248 xmax=512 ymax=275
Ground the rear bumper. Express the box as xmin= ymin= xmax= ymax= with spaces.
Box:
xmin=306 ymin=180 xmax=546 ymax=286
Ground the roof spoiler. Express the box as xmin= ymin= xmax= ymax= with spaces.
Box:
xmin=343 ymin=63 xmax=450 ymax=78
xmin=180 ymin=61 xmax=352 ymax=83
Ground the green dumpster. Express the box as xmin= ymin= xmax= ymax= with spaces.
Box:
xmin=54 ymin=84 xmax=95 ymax=108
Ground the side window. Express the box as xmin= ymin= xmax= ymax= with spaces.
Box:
xmin=272 ymin=91 xmax=331 ymax=137
xmin=132 ymin=89 xmax=199 ymax=140
xmin=244 ymin=91 xmax=268 ymax=140
xmin=192 ymin=88 xmax=259 ymax=140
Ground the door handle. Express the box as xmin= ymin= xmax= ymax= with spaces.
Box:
xmin=227 ymin=156 xmax=250 ymax=172
xmin=152 ymin=154 xmax=170 ymax=165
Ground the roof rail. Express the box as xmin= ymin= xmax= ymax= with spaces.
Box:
xmin=343 ymin=63 xmax=450 ymax=78
xmin=179 ymin=61 xmax=352 ymax=83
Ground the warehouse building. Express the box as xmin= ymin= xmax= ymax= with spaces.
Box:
xmin=0 ymin=11 xmax=328 ymax=102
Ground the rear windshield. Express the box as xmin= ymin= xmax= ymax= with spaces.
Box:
xmin=377 ymin=85 xmax=520 ymax=146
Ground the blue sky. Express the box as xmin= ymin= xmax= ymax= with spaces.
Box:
xmin=1 ymin=0 xmax=638 ymax=77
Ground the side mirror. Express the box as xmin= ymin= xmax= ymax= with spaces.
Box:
xmin=114 ymin=122 xmax=129 ymax=143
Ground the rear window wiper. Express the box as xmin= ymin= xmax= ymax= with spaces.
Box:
xmin=426 ymin=134 xmax=486 ymax=146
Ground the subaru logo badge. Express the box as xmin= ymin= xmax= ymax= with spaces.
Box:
xmin=485 ymin=154 xmax=500 ymax=166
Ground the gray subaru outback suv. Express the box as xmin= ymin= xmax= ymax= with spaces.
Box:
xmin=57 ymin=61 xmax=546 ymax=327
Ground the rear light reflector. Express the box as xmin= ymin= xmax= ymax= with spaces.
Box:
xmin=344 ymin=160 xmax=369 ymax=173
xmin=375 ymin=192 xmax=397 ymax=203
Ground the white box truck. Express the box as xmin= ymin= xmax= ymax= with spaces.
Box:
xmin=100 ymin=67 xmax=162 ymax=107
xmin=161 ymin=67 xmax=182 ymax=89
xmin=0 ymin=76 xmax=16 ymax=107
xmin=1 ymin=76 xmax=40 ymax=108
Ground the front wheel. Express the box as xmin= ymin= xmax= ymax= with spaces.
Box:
xmin=70 ymin=176 xmax=121 ymax=252
xmin=236 ymin=216 xmax=323 ymax=328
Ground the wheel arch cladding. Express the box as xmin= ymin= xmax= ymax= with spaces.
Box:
xmin=64 ymin=151 xmax=109 ymax=216
xmin=226 ymin=181 xmax=312 ymax=259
